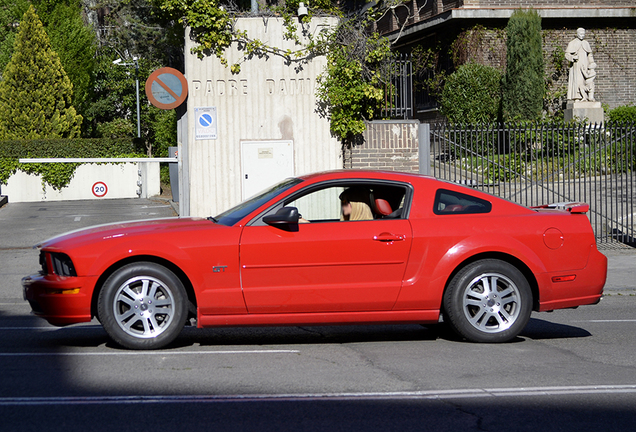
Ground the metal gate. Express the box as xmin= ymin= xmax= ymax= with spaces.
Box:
xmin=382 ymin=54 xmax=413 ymax=120
xmin=429 ymin=122 xmax=636 ymax=247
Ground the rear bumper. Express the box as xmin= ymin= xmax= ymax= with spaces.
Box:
xmin=22 ymin=274 xmax=95 ymax=326
xmin=537 ymin=246 xmax=607 ymax=312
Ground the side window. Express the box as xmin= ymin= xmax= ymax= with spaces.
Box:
xmin=287 ymin=186 xmax=344 ymax=222
xmin=281 ymin=182 xmax=410 ymax=223
xmin=434 ymin=189 xmax=492 ymax=215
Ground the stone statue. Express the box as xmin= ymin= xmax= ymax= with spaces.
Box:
xmin=565 ymin=28 xmax=596 ymax=101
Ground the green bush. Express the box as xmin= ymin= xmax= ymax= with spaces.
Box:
xmin=608 ymin=105 xmax=636 ymax=123
xmin=0 ymin=138 xmax=138 ymax=189
xmin=440 ymin=63 xmax=502 ymax=124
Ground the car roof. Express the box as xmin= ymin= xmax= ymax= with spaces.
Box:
xmin=296 ymin=170 xmax=434 ymax=182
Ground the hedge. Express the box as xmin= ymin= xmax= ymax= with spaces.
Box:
xmin=1 ymin=138 xmax=139 ymax=190
xmin=0 ymin=138 xmax=136 ymax=158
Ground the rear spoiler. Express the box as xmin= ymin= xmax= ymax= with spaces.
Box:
xmin=531 ymin=202 xmax=589 ymax=214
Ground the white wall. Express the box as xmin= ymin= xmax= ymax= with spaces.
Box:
xmin=185 ymin=17 xmax=341 ymax=218
xmin=1 ymin=162 xmax=161 ymax=203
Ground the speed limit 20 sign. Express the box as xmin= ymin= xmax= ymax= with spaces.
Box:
xmin=92 ymin=182 xmax=108 ymax=198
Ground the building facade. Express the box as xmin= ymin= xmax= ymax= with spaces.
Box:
xmin=375 ymin=2 xmax=636 ymax=118
xmin=182 ymin=18 xmax=341 ymax=217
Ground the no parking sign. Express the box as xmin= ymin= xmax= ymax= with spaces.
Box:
xmin=92 ymin=181 xmax=108 ymax=197
xmin=145 ymin=67 xmax=188 ymax=110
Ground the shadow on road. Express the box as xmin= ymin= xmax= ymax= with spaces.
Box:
xmin=521 ymin=317 xmax=592 ymax=340
xmin=36 ymin=315 xmax=592 ymax=351
xmin=2 ymin=392 xmax=635 ymax=432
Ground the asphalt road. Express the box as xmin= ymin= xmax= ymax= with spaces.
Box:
xmin=1 ymin=198 xmax=635 ymax=432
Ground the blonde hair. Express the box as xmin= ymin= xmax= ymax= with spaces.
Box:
xmin=341 ymin=201 xmax=373 ymax=221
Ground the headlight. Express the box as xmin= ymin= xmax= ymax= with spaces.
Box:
xmin=40 ymin=251 xmax=77 ymax=277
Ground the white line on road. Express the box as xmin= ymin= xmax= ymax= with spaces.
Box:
xmin=0 ymin=350 xmax=299 ymax=357
xmin=0 ymin=326 xmax=102 ymax=330
xmin=0 ymin=385 xmax=635 ymax=406
xmin=574 ymin=320 xmax=636 ymax=323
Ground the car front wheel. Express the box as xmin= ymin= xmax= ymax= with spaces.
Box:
xmin=443 ymin=259 xmax=532 ymax=343
xmin=98 ymin=262 xmax=187 ymax=350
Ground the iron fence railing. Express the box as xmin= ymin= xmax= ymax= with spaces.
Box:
xmin=382 ymin=54 xmax=413 ymax=119
xmin=430 ymin=121 xmax=636 ymax=247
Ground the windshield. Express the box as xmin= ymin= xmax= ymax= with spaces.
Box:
xmin=214 ymin=178 xmax=303 ymax=226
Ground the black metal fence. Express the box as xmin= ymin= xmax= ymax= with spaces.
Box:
xmin=430 ymin=122 xmax=636 ymax=247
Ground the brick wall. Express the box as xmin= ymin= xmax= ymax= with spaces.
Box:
xmin=463 ymin=27 xmax=636 ymax=110
xmin=544 ymin=28 xmax=636 ymax=109
xmin=344 ymin=121 xmax=421 ymax=172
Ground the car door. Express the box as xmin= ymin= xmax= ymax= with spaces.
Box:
xmin=239 ymin=184 xmax=413 ymax=314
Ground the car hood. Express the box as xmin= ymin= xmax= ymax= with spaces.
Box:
xmin=37 ymin=217 xmax=219 ymax=250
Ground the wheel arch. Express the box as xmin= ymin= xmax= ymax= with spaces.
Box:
xmin=442 ymin=252 xmax=540 ymax=312
xmin=90 ymin=255 xmax=197 ymax=321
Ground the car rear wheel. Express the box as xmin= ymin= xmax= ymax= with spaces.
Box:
xmin=98 ymin=262 xmax=187 ymax=350
xmin=443 ymin=259 xmax=532 ymax=343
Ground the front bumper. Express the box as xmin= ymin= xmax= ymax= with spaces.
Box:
xmin=22 ymin=273 xmax=95 ymax=326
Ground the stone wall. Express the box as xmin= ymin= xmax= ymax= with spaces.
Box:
xmin=344 ymin=121 xmax=420 ymax=173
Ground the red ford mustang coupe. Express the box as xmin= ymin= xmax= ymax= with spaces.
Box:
xmin=23 ymin=170 xmax=607 ymax=349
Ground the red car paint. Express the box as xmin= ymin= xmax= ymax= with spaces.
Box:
xmin=23 ymin=170 xmax=606 ymax=330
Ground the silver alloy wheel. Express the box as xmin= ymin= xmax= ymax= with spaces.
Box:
xmin=462 ymin=272 xmax=521 ymax=333
xmin=112 ymin=275 xmax=175 ymax=339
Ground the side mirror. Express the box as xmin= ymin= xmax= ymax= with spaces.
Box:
xmin=263 ymin=206 xmax=299 ymax=226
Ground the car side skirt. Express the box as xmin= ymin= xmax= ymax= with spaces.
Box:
xmin=198 ymin=310 xmax=440 ymax=328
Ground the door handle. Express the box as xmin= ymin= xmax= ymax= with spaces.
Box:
xmin=373 ymin=232 xmax=405 ymax=242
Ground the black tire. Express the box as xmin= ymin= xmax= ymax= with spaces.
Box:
xmin=442 ymin=259 xmax=532 ymax=343
xmin=98 ymin=262 xmax=187 ymax=350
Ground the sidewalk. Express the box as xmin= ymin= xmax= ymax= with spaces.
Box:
xmin=600 ymin=248 xmax=636 ymax=295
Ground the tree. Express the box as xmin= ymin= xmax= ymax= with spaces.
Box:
xmin=85 ymin=47 xmax=175 ymax=156
xmin=1 ymin=1 xmax=97 ymax=120
xmin=98 ymin=0 xmax=184 ymax=69
xmin=501 ymin=9 xmax=544 ymax=121
xmin=0 ymin=0 xmax=30 ymax=77
xmin=0 ymin=5 xmax=82 ymax=139
xmin=35 ymin=0 xmax=98 ymax=119
xmin=316 ymin=21 xmax=393 ymax=145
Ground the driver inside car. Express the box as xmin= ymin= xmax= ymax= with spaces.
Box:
xmin=298 ymin=187 xmax=374 ymax=223
xmin=339 ymin=188 xmax=373 ymax=221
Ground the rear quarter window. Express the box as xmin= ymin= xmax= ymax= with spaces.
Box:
xmin=434 ymin=189 xmax=492 ymax=215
